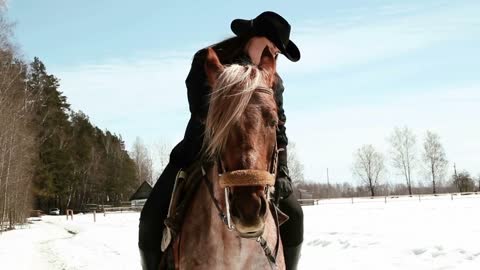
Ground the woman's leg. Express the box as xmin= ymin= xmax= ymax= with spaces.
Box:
xmin=138 ymin=117 xmax=204 ymax=270
xmin=139 ymin=161 xmax=180 ymax=270
xmin=278 ymin=193 xmax=303 ymax=270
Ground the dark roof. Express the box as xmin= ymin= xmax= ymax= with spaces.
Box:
xmin=129 ymin=181 xmax=153 ymax=201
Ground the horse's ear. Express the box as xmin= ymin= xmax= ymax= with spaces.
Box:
xmin=258 ymin=46 xmax=276 ymax=85
xmin=204 ymin=47 xmax=224 ymax=88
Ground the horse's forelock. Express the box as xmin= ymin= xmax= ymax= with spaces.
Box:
xmin=203 ymin=64 xmax=268 ymax=159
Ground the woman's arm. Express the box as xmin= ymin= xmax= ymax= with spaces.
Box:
xmin=185 ymin=49 xmax=211 ymax=121
xmin=274 ymin=74 xmax=294 ymax=200
xmin=274 ymin=74 xmax=290 ymax=176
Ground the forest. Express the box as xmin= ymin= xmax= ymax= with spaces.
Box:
xmin=0 ymin=15 xmax=138 ymax=230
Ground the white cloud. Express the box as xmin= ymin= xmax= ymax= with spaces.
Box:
xmin=54 ymin=53 xmax=194 ymax=147
xmin=280 ymin=2 xmax=480 ymax=74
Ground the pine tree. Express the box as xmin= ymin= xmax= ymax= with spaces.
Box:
xmin=25 ymin=57 xmax=138 ymax=212
xmin=28 ymin=57 xmax=73 ymax=211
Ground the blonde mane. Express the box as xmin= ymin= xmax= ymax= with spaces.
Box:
xmin=203 ymin=64 xmax=269 ymax=159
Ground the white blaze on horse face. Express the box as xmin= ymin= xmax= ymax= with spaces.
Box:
xmin=246 ymin=150 xmax=258 ymax=169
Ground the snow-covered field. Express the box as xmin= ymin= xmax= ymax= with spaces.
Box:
xmin=0 ymin=212 xmax=140 ymax=270
xmin=1 ymin=194 xmax=479 ymax=270
xmin=300 ymin=194 xmax=480 ymax=270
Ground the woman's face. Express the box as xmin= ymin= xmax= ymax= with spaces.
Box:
xmin=244 ymin=36 xmax=280 ymax=65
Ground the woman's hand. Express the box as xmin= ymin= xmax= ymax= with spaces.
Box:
xmin=244 ymin=37 xmax=280 ymax=65
xmin=274 ymin=175 xmax=293 ymax=201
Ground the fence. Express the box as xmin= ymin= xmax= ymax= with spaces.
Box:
xmin=298 ymin=192 xmax=480 ymax=206
xmin=102 ymin=206 xmax=143 ymax=214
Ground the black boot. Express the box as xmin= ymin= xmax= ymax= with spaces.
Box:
xmin=140 ymin=248 xmax=163 ymax=270
xmin=139 ymin=219 xmax=164 ymax=270
xmin=284 ymin=243 xmax=302 ymax=270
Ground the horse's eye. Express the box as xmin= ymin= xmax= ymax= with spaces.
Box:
xmin=268 ymin=119 xmax=278 ymax=127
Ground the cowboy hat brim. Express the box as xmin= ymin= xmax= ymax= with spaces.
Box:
xmin=231 ymin=19 xmax=300 ymax=62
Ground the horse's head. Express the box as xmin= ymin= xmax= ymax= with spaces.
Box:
xmin=203 ymin=47 xmax=278 ymax=238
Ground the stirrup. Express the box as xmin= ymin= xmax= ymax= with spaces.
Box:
xmin=161 ymin=227 xmax=172 ymax=252
xmin=161 ymin=169 xmax=188 ymax=252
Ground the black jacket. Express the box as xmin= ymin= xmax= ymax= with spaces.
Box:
xmin=183 ymin=48 xmax=290 ymax=177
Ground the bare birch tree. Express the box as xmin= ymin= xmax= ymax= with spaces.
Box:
xmin=0 ymin=18 xmax=36 ymax=230
xmin=287 ymin=142 xmax=305 ymax=184
xmin=388 ymin=126 xmax=416 ymax=195
xmin=153 ymin=140 xmax=171 ymax=184
xmin=422 ymin=130 xmax=448 ymax=194
xmin=353 ymin=144 xmax=385 ymax=197
xmin=130 ymin=137 xmax=154 ymax=186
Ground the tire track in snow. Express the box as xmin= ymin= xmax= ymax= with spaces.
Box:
xmin=35 ymin=220 xmax=78 ymax=270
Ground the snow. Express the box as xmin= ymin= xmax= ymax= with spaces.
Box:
xmin=300 ymin=194 xmax=480 ymax=270
xmin=1 ymin=194 xmax=479 ymax=269
xmin=0 ymin=212 xmax=141 ymax=270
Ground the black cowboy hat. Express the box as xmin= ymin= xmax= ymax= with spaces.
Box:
xmin=231 ymin=11 xmax=301 ymax=62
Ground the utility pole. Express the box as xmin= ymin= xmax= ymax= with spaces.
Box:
xmin=454 ymin=163 xmax=458 ymax=178
xmin=453 ymin=163 xmax=458 ymax=192
xmin=326 ymin=168 xmax=330 ymax=199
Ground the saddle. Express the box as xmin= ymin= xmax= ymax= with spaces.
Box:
xmin=161 ymin=162 xmax=203 ymax=250
xmin=158 ymin=162 xmax=203 ymax=269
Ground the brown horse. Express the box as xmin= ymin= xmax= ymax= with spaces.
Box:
xmin=171 ymin=47 xmax=285 ymax=269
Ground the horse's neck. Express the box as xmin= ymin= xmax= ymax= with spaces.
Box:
xmin=176 ymin=167 xmax=284 ymax=270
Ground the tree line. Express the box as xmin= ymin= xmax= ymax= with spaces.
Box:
xmin=295 ymin=127 xmax=479 ymax=199
xmin=0 ymin=13 xmax=138 ymax=230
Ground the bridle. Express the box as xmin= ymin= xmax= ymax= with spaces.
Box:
xmin=201 ymin=86 xmax=281 ymax=269
xmin=216 ymin=140 xmax=278 ymax=230
xmin=215 ymin=85 xmax=278 ymax=230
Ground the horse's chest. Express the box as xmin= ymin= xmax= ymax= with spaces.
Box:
xmin=178 ymin=234 xmax=267 ymax=270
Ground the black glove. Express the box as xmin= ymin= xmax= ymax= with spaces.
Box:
xmin=274 ymin=175 xmax=293 ymax=201
xmin=274 ymin=146 xmax=293 ymax=201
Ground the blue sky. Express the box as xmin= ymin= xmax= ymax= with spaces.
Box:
xmin=8 ymin=0 xmax=480 ymax=184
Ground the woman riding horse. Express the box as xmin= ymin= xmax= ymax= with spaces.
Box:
xmin=139 ymin=11 xmax=304 ymax=270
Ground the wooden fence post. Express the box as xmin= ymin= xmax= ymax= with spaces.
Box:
xmin=66 ymin=209 xmax=74 ymax=221
xmin=93 ymin=210 xmax=96 ymax=223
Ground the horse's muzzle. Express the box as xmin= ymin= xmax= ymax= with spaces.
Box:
xmin=230 ymin=186 xmax=268 ymax=238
